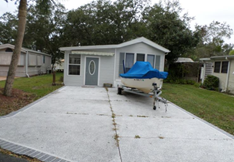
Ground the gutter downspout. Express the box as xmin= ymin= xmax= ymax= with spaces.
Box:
xmin=225 ymin=57 xmax=230 ymax=92
xmin=25 ymin=51 xmax=29 ymax=77
xmin=200 ymin=60 xmax=205 ymax=84
xmin=113 ymin=48 xmax=117 ymax=87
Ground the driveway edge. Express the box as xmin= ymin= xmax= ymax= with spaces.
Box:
xmin=0 ymin=138 xmax=70 ymax=162
xmin=169 ymin=102 xmax=234 ymax=139
xmin=0 ymin=86 xmax=66 ymax=119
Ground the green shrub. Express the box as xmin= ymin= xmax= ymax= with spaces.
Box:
xmin=186 ymin=80 xmax=196 ymax=85
xmin=193 ymin=82 xmax=201 ymax=88
xmin=203 ymin=75 xmax=219 ymax=90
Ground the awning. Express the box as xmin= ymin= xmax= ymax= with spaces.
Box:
xmin=71 ymin=51 xmax=114 ymax=56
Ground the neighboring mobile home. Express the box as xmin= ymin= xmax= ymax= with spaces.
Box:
xmin=200 ymin=55 xmax=234 ymax=94
xmin=54 ymin=59 xmax=64 ymax=71
xmin=0 ymin=44 xmax=51 ymax=77
xmin=59 ymin=37 xmax=170 ymax=87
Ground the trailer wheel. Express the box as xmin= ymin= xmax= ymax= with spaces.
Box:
xmin=117 ymin=88 xmax=123 ymax=95
xmin=153 ymin=106 xmax=156 ymax=110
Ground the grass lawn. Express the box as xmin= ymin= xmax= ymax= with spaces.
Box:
xmin=161 ymin=83 xmax=234 ymax=136
xmin=0 ymin=72 xmax=63 ymax=116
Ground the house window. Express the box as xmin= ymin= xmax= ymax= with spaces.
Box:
xmin=221 ymin=61 xmax=228 ymax=73
xmin=43 ymin=55 xmax=45 ymax=64
xmin=125 ymin=53 xmax=134 ymax=72
xmin=155 ymin=55 xmax=161 ymax=70
xmin=137 ymin=53 xmax=145 ymax=61
xmin=119 ymin=52 xmax=125 ymax=74
xmin=28 ymin=54 xmax=37 ymax=66
xmin=147 ymin=55 xmax=155 ymax=68
xmin=18 ymin=54 xmax=25 ymax=66
xmin=37 ymin=55 xmax=42 ymax=66
xmin=214 ymin=62 xmax=221 ymax=73
xmin=69 ymin=54 xmax=80 ymax=75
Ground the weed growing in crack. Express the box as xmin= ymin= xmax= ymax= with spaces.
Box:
xmin=135 ymin=135 xmax=141 ymax=139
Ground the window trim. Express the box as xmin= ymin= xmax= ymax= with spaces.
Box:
xmin=214 ymin=61 xmax=229 ymax=74
xmin=221 ymin=61 xmax=228 ymax=73
xmin=136 ymin=53 xmax=145 ymax=62
xmin=125 ymin=53 xmax=135 ymax=72
xmin=214 ymin=61 xmax=221 ymax=73
xmin=68 ymin=53 xmax=81 ymax=76
xmin=147 ymin=54 xmax=155 ymax=68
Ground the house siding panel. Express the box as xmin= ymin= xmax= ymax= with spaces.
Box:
xmin=98 ymin=56 xmax=115 ymax=86
xmin=64 ymin=51 xmax=84 ymax=86
xmin=0 ymin=44 xmax=51 ymax=77
xmin=0 ymin=66 xmax=26 ymax=77
xmin=64 ymin=50 xmax=115 ymax=86
xmin=228 ymin=59 xmax=234 ymax=93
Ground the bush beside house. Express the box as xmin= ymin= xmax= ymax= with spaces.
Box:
xmin=203 ymin=75 xmax=219 ymax=90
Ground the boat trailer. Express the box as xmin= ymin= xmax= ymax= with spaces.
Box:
xmin=117 ymin=83 xmax=168 ymax=111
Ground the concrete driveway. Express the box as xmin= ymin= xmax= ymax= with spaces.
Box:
xmin=0 ymin=77 xmax=7 ymax=81
xmin=0 ymin=86 xmax=233 ymax=162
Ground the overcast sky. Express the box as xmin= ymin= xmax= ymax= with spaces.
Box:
xmin=0 ymin=0 xmax=233 ymax=44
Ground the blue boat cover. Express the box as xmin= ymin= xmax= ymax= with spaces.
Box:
xmin=120 ymin=61 xmax=168 ymax=79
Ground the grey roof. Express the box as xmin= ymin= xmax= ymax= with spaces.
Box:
xmin=175 ymin=57 xmax=194 ymax=63
xmin=59 ymin=37 xmax=170 ymax=53
xmin=0 ymin=44 xmax=51 ymax=56
xmin=210 ymin=55 xmax=234 ymax=59
xmin=200 ymin=55 xmax=234 ymax=61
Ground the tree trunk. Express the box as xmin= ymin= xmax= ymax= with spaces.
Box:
xmin=4 ymin=0 xmax=27 ymax=96
xmin=52 ymin=71 xmax=56 ymax=86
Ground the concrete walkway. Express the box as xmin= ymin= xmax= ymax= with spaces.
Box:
xmin=0 ymin=86 xmax=233 ymax=162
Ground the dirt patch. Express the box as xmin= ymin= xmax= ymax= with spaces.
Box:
xmin=0 ymin=88 xmax=36 ymax=116
xmin=0 ymin=148 xmax=41 ymax=162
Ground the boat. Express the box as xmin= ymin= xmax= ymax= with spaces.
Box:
xmin=120 ymin=61 xmax=168 ymax=93
xmin=120 ymin=77 xmax=163 ymax=93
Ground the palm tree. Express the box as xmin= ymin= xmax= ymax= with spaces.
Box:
xmin=4 ymin=0 xmax=27 ymax=96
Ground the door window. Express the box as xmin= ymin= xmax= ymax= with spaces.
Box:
xmin=89 ymin=60 xmax=96 ymax=75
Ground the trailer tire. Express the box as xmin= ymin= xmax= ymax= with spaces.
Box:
xmin=117 ymin=88 xmax=123 ymax=95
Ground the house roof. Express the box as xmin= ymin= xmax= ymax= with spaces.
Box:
xmin=210 ymin=55 xmax=234 ymax=60
xmin=175 ymin=57 xmax=194 ymax=63
xmin=200 ymin=55 xmax=234 ymax=61
xmin=0 ymin=44 xmax=51 ymax=56
xmin=59 ymin=37 xmax=170 ymax=53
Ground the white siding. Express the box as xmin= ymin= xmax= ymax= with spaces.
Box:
xmin=37 ymin=55 xmax=42 ymax=66
xmin=228 ymin=59 xmax=234 ymax=93
xmin=63 ymin=42 xmax=166 ymax=87
xmin=64 ymin=50 xmax=115 ymax=86
xmin=0 ymin=52 xmax=12 ymax=65
xmin=64 ymin=51 xmax=84 ymax=86
xmin=28 ymin=54 xmax=36 ymax=66
xmin=98 ymin=56 xmax=115 ymax=86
